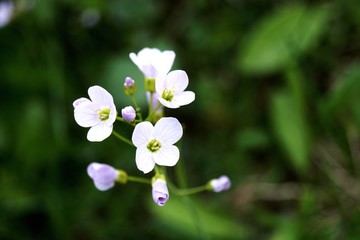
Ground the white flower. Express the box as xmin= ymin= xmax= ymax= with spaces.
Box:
xmin=129 ymin=48 xmax=175 ymax=78
xmin=152 ymin=178 xmax=169 ymax=206
xmin=132 ymin=117 xmax=183 ymax=174
xmin=156 ymin=70 xmax=195 ymax=109
xmin=209 ymin=175 xmax=231 ymax=192
xmin=73 ymin=85 xmax=117 ymax=142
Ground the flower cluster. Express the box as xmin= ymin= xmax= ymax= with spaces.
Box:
xmin=73 ymin=47 xmax=231 ymax=206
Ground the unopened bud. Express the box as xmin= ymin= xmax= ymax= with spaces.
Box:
xmin=124 ymin=77 xmax=137 ymax=95
xmin=121 ymin=106 xmax=136 ymax=122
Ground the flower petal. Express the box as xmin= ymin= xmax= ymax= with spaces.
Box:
xmin=132 ymin=121 xmax=154 ymax=147
xmin=73 ymin=97 xmax=91 ymax=108
xmin=88 ymin=85 xmax=114 ymax=107
xmin=129 ymin=52 xmax=142 ymax=69
xmin=153 ymin=50 xmax=175 ymax=76
xmin=155 ymin=72 xmax=167 ymax=94
xmin=153 ymin=144 xmax=180 ymax=167
xmin=154 ymin=117 xmax=183 ymax=144
xmin=106 ymin=103 xmax=117 ymax=127
xmin=141 ymin=65 xmax=158 ymax=78
xmin=130 ymin=48 xmax=175 ymax=78
xmin=74 ymin=102 xmax=101 ymax=127
xmin=87 ymin=162 xmax=117 ymax=191
xmin=167 ymin=70 xmax=189 ymax=94
xmin=130 ymin=48 xmax=161 ymax=77
xmin=94 ymin=181 xmax=115 ymax=191
xmin=135 ymin=146 xmax=155 ymax=174
xmin=157 ymin=97 xmax=179 ymax=109
xmin=0 ymin=2 xmax=14 ymax=28
xmin=173 ymin=91 xmax=195 ymax=107
xmin=87 ymin=121 xmax=113 ymax=142
xmin=87 ymin=162 xmax=104 ymax=178
xmin=137 ymin=48 xmax=161 ymax=62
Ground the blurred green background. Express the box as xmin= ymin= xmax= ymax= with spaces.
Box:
xmin=1 ymin=0 xmax=360 ymax=239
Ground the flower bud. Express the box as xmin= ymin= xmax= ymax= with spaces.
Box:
xmin=87 ymin=162 xmax=119 ymax=191
xmin=124 ymin=77 xmax=137 ymax=95
xmin=152 ymin=178 xmax=169 ymax=206
xmin=208 ymin=175 xmax=231 ymax=192
xmin=121 ymin=106 xmax=136 ymax=122
xmin=0 ymin=1 xmax=14 ymax=28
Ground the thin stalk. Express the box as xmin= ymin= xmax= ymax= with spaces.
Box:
xmin=112 ymin=130 xmax=134 ymax=146
xmin=168 ymin=182 xmax=209 ymax=196
xmin=131 ymin=95 xmax=143 ymax=121
xmin=116 ymin=116 xmax=135 ymax=126
xmin=154 ymin=165 xmax=161 ymax=175
xmin=127 ymin=176 xmax=151 ymax=184
xmin=145 ymin=103 xmax=162 ymax=121
xmin=174 ymin=185 xmax=208 ymax=196
xmin=148 ymin=92 xmax=153 ymax=116
xmin=131 ymin=95 xmax=139 ymax=110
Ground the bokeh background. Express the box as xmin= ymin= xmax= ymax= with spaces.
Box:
xmin=1 ymin=0 xmax=360 ymax=239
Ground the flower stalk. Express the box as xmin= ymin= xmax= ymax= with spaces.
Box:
xmin=112 ymin=130 xmax=134 ymax=146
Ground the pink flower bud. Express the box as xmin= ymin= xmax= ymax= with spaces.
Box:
xmin=121 ymin=106 xmax=136 ymax=122
xmin=209 ymin=175 xmax=231 ymax=192
xmin=87 ymin=162 xmax=118 ymax=191
xmin=152 ymin=178 xmax=169 ymax=206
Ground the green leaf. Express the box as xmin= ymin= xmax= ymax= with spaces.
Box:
xmin=236 ymin=128 xmax=270 ymax=150
xmin=270 ymin=90 xmax=310 ymax=173
xmin=238 ymin=4 xmax=329 ymax=74
xmin=270 ymin=217 xmax=300 ymax=240
xmin=151 ymin=196 xmax=245 ymax=239
xmin=322 ymin=62 xmax=360 ymax=129
xmin=326 ymin=62 xmax=360 ymax=112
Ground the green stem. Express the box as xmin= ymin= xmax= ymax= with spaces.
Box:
xmin=145 ymin=103 xmax=162 ymax=121
xmin=131 ymin=95 xmax=143 ymax=121
xmin=112 ymin=130 xmax=134 ymax=146
xmin=154 ymin=165 xmax=161 ymax=175
xmin=116 ymin=116 xmax=135 ymax=126
xmin=131 ymin=95 xmax=139 ymax=109
xmin=127 ymin=176 xmax=151 ymax=184
xmin=148 ymin=92 xmax=153 ymax=116
xmin=169 ymin=183 xmax=209 ymax=196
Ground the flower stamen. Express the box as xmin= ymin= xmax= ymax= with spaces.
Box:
xmin=97 ymin=107 xmax=110 ymax=121
xmin=147 ymin=139 xmax=162 ymax=152
xmin=162 ymin=88 xmax=175 ymax=102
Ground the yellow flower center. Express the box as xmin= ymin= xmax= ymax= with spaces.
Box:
xmin=147 ymin=139 xmax=162 ymax=152
xmin=97 ymin=107 xmax=110 ymax=121
xmin=162 ymin=88 xmax=175 ymax=102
